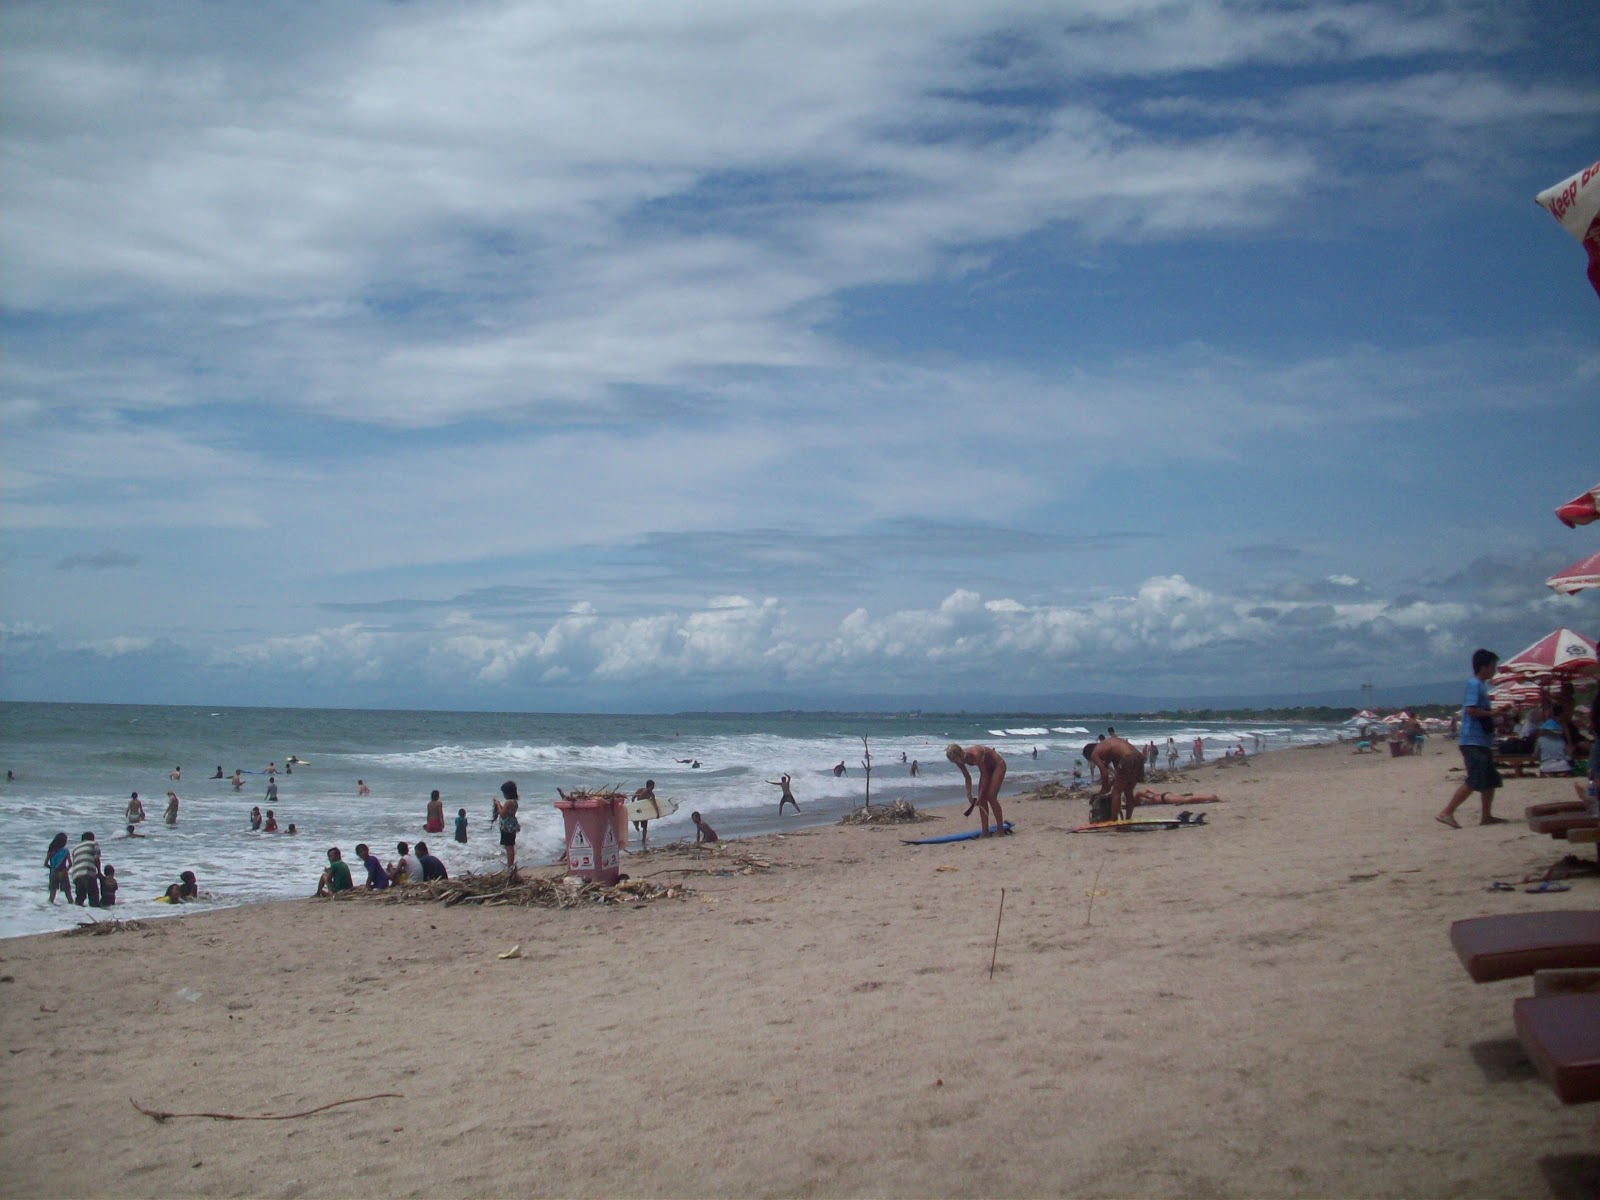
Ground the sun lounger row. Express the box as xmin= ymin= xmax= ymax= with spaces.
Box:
xmin=1449 ymin=911 xmax=1600 ymax=1106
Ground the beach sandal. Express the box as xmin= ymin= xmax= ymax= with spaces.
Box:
xmin=1486 ymin=881 xmax=1515 ymax=892
xmin=1435 ymin=814 xmax=1461 ymax=829
xmin=1524 ymin=881 xmax=1572 ymax=894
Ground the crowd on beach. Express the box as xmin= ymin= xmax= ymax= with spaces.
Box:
xmin=36 ymin=728 xmax=1275 ymax=915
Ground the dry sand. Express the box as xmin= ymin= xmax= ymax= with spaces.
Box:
xmin=1 ymin=742 xmax=1595 ymax=1199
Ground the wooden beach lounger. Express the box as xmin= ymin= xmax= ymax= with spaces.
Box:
xmin=1527 ymin=812 xmax=1600 ymax=840
xmin=1525 ymin=801 xmax=1587 ymax=820
xmin=1513 ymin=993 xmax=1600 ymax=1104
xmin=1449 ymin=911 xmax=1600 ymax=983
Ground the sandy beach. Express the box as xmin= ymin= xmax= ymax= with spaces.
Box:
xmin=1 ymin=741 xmax=1595 ymax=1199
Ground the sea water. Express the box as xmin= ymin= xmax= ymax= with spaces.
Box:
xmin=0 ymin=702 xmax=1342 ymax=938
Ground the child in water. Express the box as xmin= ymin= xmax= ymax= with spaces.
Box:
xmin=454 ymin=808 xmax=468 ymax=843
xmin=99 ymin=864 xmax=119 ymax=907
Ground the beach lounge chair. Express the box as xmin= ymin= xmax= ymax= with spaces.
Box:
xmin=1527 ymin=812 xmax=1600 ymax=839
xmin=1525 ymin=801 xmax=1587 ymax=820
xmin=1449 ymin=910 xmax=1600 ymax=983
xmin=1513 ymin=993 xmax=1600 ymax=1104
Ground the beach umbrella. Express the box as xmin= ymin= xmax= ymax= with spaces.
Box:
xmin=1499 ymin=628 xmax=1600 ymax=677
xmin=1351 ymin=709 xmax=1378 ymax=721
xmin=1555 ymin=483 xmax=1600 ymax=528
xmin=1535 ymin=162 xmax=1600 ymax=300
xmin=1547 ymin=549 xmax=1600 ymax=595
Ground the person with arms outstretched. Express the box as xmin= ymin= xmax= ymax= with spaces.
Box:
xmin=767 ymin=773 xmax=799 ymax=814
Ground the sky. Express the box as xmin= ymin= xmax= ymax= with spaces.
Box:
xmin=2 ymin=0 xmax=1598 ymax=714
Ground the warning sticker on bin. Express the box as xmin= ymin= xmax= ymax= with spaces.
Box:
xmin=568 ymin=824 xmax=595 ymax=872
xmin=601 ymin=822 xmax=618 ymax=871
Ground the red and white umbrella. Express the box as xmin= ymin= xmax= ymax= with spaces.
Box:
xmin=1499 ymin=627 xmax=1600 ymax=677
xmin=1547 ymin=549 xmax=1600 ymax=595
xmin=1555 ymin=482 xmax=1600 ymax=528
xmin=1536 ymin=163 xmax=1600 ymax=300
xmin=1492 ymin=686 xmax=1541 ymax=710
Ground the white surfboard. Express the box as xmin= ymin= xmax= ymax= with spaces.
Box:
xmin=624 ymin=795 xmax=680 ymax=823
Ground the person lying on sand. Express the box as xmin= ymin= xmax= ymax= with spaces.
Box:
xmin=1133 ymin=788 xmax=1221 ymax=806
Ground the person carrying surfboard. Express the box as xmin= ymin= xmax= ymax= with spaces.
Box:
xmin=630 ymin=780 xmax=662 ymax=848
xmin=944 ymin=744 xmax=1008 ymax=837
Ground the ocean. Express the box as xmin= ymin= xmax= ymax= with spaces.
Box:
xmin=0 ymin=701 xmax=1344 ymax=938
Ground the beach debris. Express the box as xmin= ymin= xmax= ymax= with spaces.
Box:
xmin=498 ymin=944 xmax=522 ymax=959
xmin=989 ymin=887 xmax=1007 ymax=980
xmin=62 ymin=918 xmax=150 ymax=937
xmin=1084 ymin=859 xmax=1108 ymax=927
xmin=130 ymin=1093 xmax=403 ymax=1124
xmin=642 ymin=849 xmax=774 ymax=879
xmin=367 ymin=869 xmax=690 ymax=909
xmin=838 ymin=798 xmax=922 ymax=825
xmin=1030 ymin=781 xmax=1077 ymax=801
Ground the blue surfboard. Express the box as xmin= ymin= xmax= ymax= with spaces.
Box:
xmin=902 ymin=822 xmax=1014 ymax=845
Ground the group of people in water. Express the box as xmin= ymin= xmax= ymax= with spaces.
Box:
xmin=43 ymin=829 xmax=197 ymax=909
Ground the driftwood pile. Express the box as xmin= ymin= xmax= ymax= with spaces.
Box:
xmin=838 ymin=798 xmax=922 ymax=825
xmin=555 ymin=786 xmax=628 ymax=804
xmin=362 ymin=871 xmax=688 ymax=909
xmin=1031 ymin=781 xmax=1079 ymax=801
xmin=63 ymin=918 xmax=151 ymax=937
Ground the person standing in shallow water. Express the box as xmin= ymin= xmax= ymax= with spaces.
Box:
xmin=767 ymin=773 xmax=799 ymax=814
xmin=497 ymin=781 xmax=520 ymax=876
xmin=1437 ymin=647 xmax=1507 ymax=829
xmin=163 ymin=791 xmax=179 ymax=825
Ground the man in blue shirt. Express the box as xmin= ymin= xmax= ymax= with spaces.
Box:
xmin=1436 ymin=648 xmax=1507 ymax=828
xmin=354 ymin=843 xmax=390 ymax=890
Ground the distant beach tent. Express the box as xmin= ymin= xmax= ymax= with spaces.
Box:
xmin=1535 ymin=161 xmax=1600 ymax=299
xmin=1555 ymin=482 xmax=1600 ymax=528
xmin=1499 ymin=628 xmax=1600 ymax=678
xmin=1547 ymin=549 xmax=1600 ymax=595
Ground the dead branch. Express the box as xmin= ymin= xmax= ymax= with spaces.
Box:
xmin=130 ymin=1093 xmax=402 ymax=1123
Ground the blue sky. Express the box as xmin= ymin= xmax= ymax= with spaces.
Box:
xmin=2 ymin=0 xmax=1597 ymax=712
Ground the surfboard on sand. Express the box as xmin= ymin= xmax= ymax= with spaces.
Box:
xmin=625 ymin=795 xmax=680 ymax=824
xmin=1070 ymin=813 xmax=1208 ymax=833
xmin=901 ymin=822 xmax=1014 ymax=845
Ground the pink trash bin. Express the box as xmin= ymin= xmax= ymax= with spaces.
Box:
xmin=554 ymin=793 xmax=625 ymax=884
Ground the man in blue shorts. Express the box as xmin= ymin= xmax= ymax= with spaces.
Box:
xmin=1436 ymin=648 xmax=1507 ymax=829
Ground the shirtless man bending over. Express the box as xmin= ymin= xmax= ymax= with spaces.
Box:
xmin=1087 ymin=736 xmax=1146 ymax=821
xmin=945 ymin=744 xmax=1008 ymax=836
